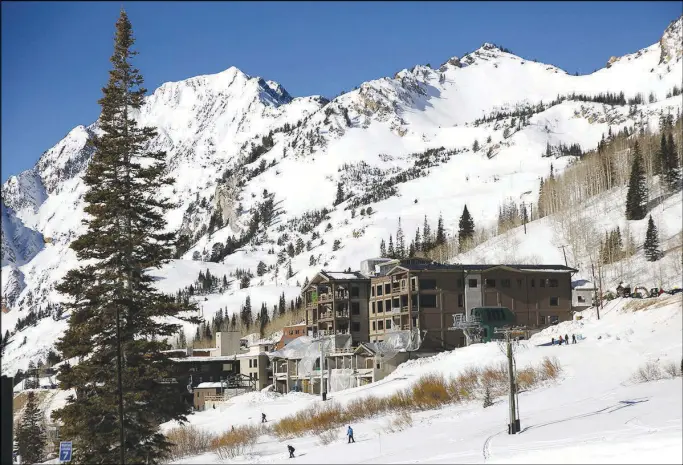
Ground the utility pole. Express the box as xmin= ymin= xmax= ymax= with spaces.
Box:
xmin=591 ymin=263 xmax=600 ymax=320
xmin=522 ymin=202 xmax=527 ymax=235
xmin=319 ymin=337 xmax=325 ymax=400
xmin=558 ymin=245 xmax=568 ymax=267
xmin=494 ymin=326 xmax=526 ymax=434
xmin=598 ymin=261 xmax=604 ymax=317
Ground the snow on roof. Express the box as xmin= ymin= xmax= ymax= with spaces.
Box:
xmin=325 ymin=272 xmax=363 ymax=280
xmin=169 ymin=355 xmax=238 ymax=363
xmin=196 ymin=382 xmax=224 ymax=389
xmin=572 ymin=279 xmax=597 ymax=290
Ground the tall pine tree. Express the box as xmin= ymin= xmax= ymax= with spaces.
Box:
xmin=51 ymin=10 xmax=198 ymax=464
xmin=625 ymin=141 xmax=648 ymax=220
xmin=663 ymin=133 xmax=681 ymax=192
xmin=16 ymin=391 xmax=47 ymax=464
xmin=435 ymin=214 xmax=446 ymax=246
xmin=643 ymin=215 xmax=662 ymax=262
xmin=458 ymin=205 xmax=475 ymax=251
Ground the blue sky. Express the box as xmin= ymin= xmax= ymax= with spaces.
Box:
xmin=1 ymin=1 xmax=680 ymax=182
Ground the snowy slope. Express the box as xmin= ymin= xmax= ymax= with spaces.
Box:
xmin=154 ymin=294 xmax=682 ymax=464
xmin=2 ymin=16 xmax=682 ymax=375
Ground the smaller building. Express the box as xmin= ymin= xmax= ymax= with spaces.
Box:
xmin=276 ymin=322 xmax=308 ymax=350
xmin=572 ymin=279 xmax=596 ymax=311
xmin=237 ymin=341 xmax=274 ymax=390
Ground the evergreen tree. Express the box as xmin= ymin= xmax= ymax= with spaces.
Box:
xmin=240 ymin=274 xmax=251 ymax=289
xmin=458 ymin=205 xmax=475 ymax=250
xmin=644 ymin=215 xmax=662 ymax=262
xmin=256 ymin=261 xmax=267 ymax=277
xmin=241 ymin=297 xmax=252 ymax=329
xmin=414 ymin=227 xmax=421 ymax=253
xmin=287 ymin=261 xmax=294 ymax=279
xmin=396 ymin=218 xmax=405 ymax=259
xmin=663 ymin=133 xmax=681 ymax=191
xmin=333 ymin=239 xmax=341 ymax=251
xmin=422 ymin=215 xmax=432 ymax=251
xmin=230 ymin=313 xmax=237 ymax=330
xmin=16 ymin=391 xmax=47 ymax=464
xmin=379 ymin=239 xmax=386 ymax=257
xmin=334 ymin=182 xmax=344 ymax=206
xmin=472 ymin=139 xmax=480 ymax=152
xmin=435 ymin=214 xmax=446 ymax=246
xmin=625 ymin=141 xmax=648 ymax=220
xmin=387 ymin=235 xmax=395 ymax=258
xmin=482 ymin=385 xmax=493 ymax=408
xmin=655 ymin=133 xmax=667 ymax=176
xmin=279 ymin=292 xmax=286 ymax=316
xmin=51 ymin=11 xmax=198 ymax=463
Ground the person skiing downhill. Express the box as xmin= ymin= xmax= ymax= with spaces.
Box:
xmin=347 ymin=425 xmax=355 ymax=443
xmin=288 ymin=445 xmax=295 ymax=458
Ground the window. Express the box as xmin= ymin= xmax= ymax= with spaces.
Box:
xmin=539 ymin=315 xmax=546 ymax=324
xmin=420 ymin=294 xmax=437 ymax=308
xmin=371 ymin=286 xmax=375 ymax=297
xmin=249 ymin=360 xmax=252 ymax=368
xmin=253 ymin=359 xmax=258 ymax=368
xmin=351 ymin=285 xmax=360 ymax=297
xmin=372 ymin=321 xmax=376 ymax=331
xmin=517 ymin=279 xmax=522 ymax=288
xmin=377 ymin=285 xmax=383 ymax=296
xmin=419 ymin=279 xmax=437 ymax=290
xmin=578 ymin=295 xmax=586 ymax=303
xmin=376 ymin=363 xmax=381 ymax=369
xmin=351 ymin=322 xmax=360 ymax=332
xmin=502 ymin=279 xmax=511 ymax=288
xmin=549 ymin=279 xmax=559 ymax=287
xmin=411 ymin=277 xmax=418 ymax=290
xmin=377 ymin=301 xmax=384 ymax=313
xmin=485 ymin=279 xmax=496 ymax=288
xmin=412 ymin=317 xmax=417 ymax=327
xmin=385 ymin=299 xmax=391 ymax=312
xmin=468 ymin=279 xmax=478 ymax=288
xmin=378 ymin=320 xmax=384 ymax=330
xmin=392 ymin=298 xmax=400 ymax=308
xmin=549 ymin=315 xmax=559 ymax=324
xmin=530 ymin=279 xmax=535 ymax=287
xmin=371 ymin=301 xmax=376 ymax=314
xmin=351 ymin=302 xmax=360 ymax=315
xmin=384 ymin=283 xmax=391 ymax=295
xmin=550 ymin=297 xmax=559 ymax=306
xmin=458 ymin=294 xmax=464 ymax=307
xmin=540 ymin=279 xmax=546 ymax=288
xmin=386 ymin=319 xmax=392 ymax=329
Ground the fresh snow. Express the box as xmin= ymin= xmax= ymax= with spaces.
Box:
xmin=150 ymin=294 xmax=683 ymax=464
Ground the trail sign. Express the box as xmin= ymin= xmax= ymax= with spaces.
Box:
xmin=59 ymin=441 xmax=72 ymax=462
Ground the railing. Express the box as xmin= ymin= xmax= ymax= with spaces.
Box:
xmin=318 ymin=329 xmax=350 ymax=336
xmin=388 ymin=324 xmax=410 ymax=332
xmin=319 ymin=310 xmax=349 ymax=320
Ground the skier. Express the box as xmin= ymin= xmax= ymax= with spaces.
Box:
xmin=288 ymin=445 xmax=295 ymax=458
xmin=262 ymin=413 xmax=267 ymax=423
xmin=564 ymin=334 xmax=569 ymax=345
xmin=551 ymin=337 xmax=555 ymax=346
xmin=347 ymin=425 xmax=355 ymax=443
xmin=572 ymin=334 xmax=577 ymax=344
xmin=558 ymin=335 xmax=563 ymax=345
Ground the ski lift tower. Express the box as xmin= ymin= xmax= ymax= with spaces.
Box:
xmin=494 ymin=325 xmax=530 ymax=435
xmin=449 ymin=312 xmax=484 ymax=345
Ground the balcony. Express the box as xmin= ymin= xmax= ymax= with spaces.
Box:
xmin=317 ymin=329 xmax=350 ymax=336
xmin=319 ymin=310 xmax=349 ymax=321
xmin=387 ymin=324 xmax=410 ymax=332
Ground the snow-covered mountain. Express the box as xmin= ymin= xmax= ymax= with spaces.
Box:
xmin=2 ymin=16 xmax=682 ymax=375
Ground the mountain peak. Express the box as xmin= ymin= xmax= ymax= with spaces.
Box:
xmin=659 ymin=15 xmax=682 ymax=65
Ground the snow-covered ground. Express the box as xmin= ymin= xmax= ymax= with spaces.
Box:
xmin=155 ymin=293 xmax=682 ymax=464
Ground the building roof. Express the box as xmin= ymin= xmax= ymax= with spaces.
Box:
xmin=572 ymin=279 xmax=597 ymax=290
xmin=319 ymin=270 xmax=368 ymax=280
xmin=387 ymin=263 xmax=578 ymax=274
xmin=196 ymin=382 xmax=224 ymax=389
xmin=169 ymin=356 xmax=239 ymax=363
